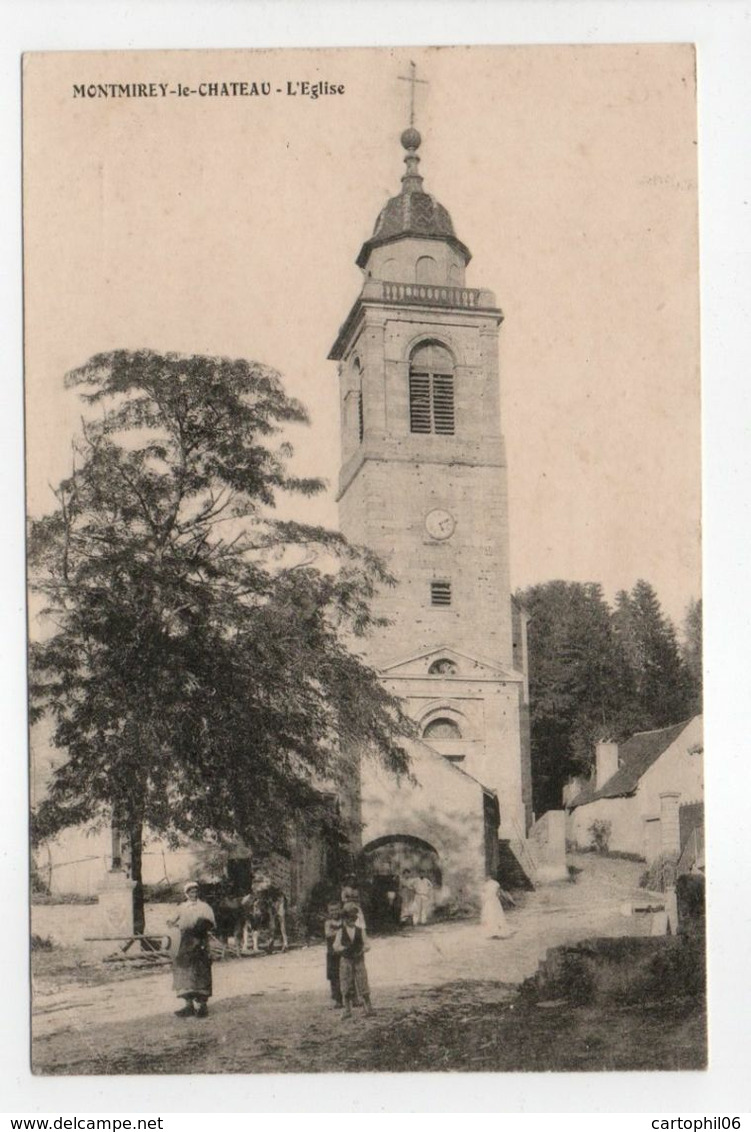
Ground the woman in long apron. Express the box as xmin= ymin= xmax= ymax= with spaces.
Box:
xmin=168 ymin=881 xmax=216 ymax=1017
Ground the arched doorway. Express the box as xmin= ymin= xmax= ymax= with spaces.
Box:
xmin=360 ymin=835 xmax=442 ymax=932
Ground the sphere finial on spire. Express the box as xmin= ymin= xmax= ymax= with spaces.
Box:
xmin=400 ymin=125 xmax=423 ymax=190
xmin=401 ymin=126 xmax=422 ymax=151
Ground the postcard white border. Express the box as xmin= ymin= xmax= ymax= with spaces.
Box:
xmin=3 ymin=0 xmax=750 ymax=1115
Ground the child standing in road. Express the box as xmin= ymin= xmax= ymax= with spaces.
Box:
xmin=324 ymin=901 xmax=344 ymax=1008
xmin=333 ymin=901 xmax=374 ymax=1018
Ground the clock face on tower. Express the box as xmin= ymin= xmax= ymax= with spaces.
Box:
xmin=425 ymin=508 xmax=456 ymax=540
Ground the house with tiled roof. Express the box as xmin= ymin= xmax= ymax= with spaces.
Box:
xmin=565 ymin=716 xmax=703 ymax=863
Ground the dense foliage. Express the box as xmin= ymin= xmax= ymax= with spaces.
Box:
xmin=517 ymin=579 xmax=701 ymax=814
xmin=29 ymin=350 xmax=414 ymax=925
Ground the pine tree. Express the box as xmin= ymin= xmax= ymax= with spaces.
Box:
xmin=519 ymin=578 xmax=696 ymax=814
xmin=680 ymin=596 xmax=703 ymax=714
xmin=613 ymin=580 xmax=694 ymax=729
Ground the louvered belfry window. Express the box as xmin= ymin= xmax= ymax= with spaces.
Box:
xmin=409 ymin=343 xmax=455 ymax=435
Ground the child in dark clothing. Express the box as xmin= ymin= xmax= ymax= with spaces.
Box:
xmin=333 ymin=901 xmax=374 ymax=1018
xmin=324 ymin=901 xmax=344 ymax=1007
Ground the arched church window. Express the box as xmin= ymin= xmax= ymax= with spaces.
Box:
xmin=428 ymin=658 xmax=457 ymax=675
xmin=423 ymin=717 xmax=462 ymax=740
xmin=409 ymin=342 xmax=455 ymax=436
xmin=416 ymin=255 xmax=439 ymax=284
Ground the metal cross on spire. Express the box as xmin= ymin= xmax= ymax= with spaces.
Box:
xmin=398 ymin=60 xmax=428 ymax=127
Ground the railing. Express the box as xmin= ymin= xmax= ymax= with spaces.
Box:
xmin=381 ymin=281 xmax=484 ymax=308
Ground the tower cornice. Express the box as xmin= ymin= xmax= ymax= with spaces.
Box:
xmin=329 ymin=281 xmax=503 ymax=361
xmin=337 ymin=445 xmax=507 ymax=502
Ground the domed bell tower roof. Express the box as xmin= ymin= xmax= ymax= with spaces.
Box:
xmin=356 ymin=127 xmax=471 ymax=269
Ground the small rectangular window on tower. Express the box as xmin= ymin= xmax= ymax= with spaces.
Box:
xmin=430 ymin=580 xmax=452 ymax=606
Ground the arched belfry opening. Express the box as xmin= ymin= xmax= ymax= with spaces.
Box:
xmin=409 ymin=341 xmax=455 ymax=435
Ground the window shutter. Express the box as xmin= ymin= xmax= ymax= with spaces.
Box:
xmin=409 ymin=343 xmax=455 ymax=435
xmin=432 ymin=375 xmax=455 ymax=435
xmin=409 ymin=373 xmax=432 ymax=433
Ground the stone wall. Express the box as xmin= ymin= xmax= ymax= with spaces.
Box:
xmin=360 ymin=738 xmax=491 ymax=913
xmin=528 ymin=810 xmax=568 ymax=882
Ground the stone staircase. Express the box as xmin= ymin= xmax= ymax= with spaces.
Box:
xmin=497 ymin=837 xmax=535 ymax=890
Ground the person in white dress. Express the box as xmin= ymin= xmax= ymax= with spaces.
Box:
xmin=412 ymin=873 xmax=434 ymax=925
xmin=480 ymin=877 xmax=513 ymax=939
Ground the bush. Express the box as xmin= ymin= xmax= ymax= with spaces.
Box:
xmin=522 ymin=937 xmax=705 ymax=1007
xmin=31 ymin=892 xmax=98 ymax=905
xmin=647 ymin=937 xmax=705 ymax=999
xmin=30 ymin=858 xmax=51 ymax=896
xmin=588 ymin=819 xmax=612 ymax=854
xmin=31 ymin=933 xmax=56 ymax=951
xmin=142 ymin=881 xmax=184 ymax=905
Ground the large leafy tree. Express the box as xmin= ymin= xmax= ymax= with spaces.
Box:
xmin=29 ymin=350 xmax=413 ymax=929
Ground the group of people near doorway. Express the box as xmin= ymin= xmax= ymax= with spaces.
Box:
xmin=168 ymin=868 xmax=514 ymax=1020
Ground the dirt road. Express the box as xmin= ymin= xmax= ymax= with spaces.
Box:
xmin=35 ymin=854 xmax=692 ymax=1075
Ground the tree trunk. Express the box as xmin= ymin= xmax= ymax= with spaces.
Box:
xmin=128 ymin=821 xmax=146 ymax=935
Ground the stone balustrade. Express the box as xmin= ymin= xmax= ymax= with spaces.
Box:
xmin=380 ymin=280 xmax=486 ymax=309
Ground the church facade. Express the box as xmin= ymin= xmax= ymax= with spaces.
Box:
xmin=329 ymin=125 xmax=533 ymax=909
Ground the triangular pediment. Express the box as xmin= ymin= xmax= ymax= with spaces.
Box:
xmin=379 ymin=644 xmax=522 ymax=682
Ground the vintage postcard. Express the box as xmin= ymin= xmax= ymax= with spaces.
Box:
xmin=25 ymin=45 xmax=703 ymax=1076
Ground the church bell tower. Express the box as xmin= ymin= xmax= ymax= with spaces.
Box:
xmin=329 ymin=114 xmax=532 ymax=846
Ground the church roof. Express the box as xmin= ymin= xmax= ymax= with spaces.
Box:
xmin=356 ymin=127 xmax=471 ymax=268
xmin=567 ymin=718 xmax=696 ymax=810
xmin=409 ymin=735 xmax=497 ymax=795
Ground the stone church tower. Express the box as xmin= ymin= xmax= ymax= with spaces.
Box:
xmin=329 ymin=124 xmax=532 ymax=904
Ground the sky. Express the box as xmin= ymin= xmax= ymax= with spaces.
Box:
xmin=23 ymin=44 xmax=701 ymax=626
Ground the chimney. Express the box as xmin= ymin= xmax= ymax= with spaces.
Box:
xmin=595 ymin=741 xmax=619 ymax=790
xmin=562 ymin=777 xmax=584 ymax=807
